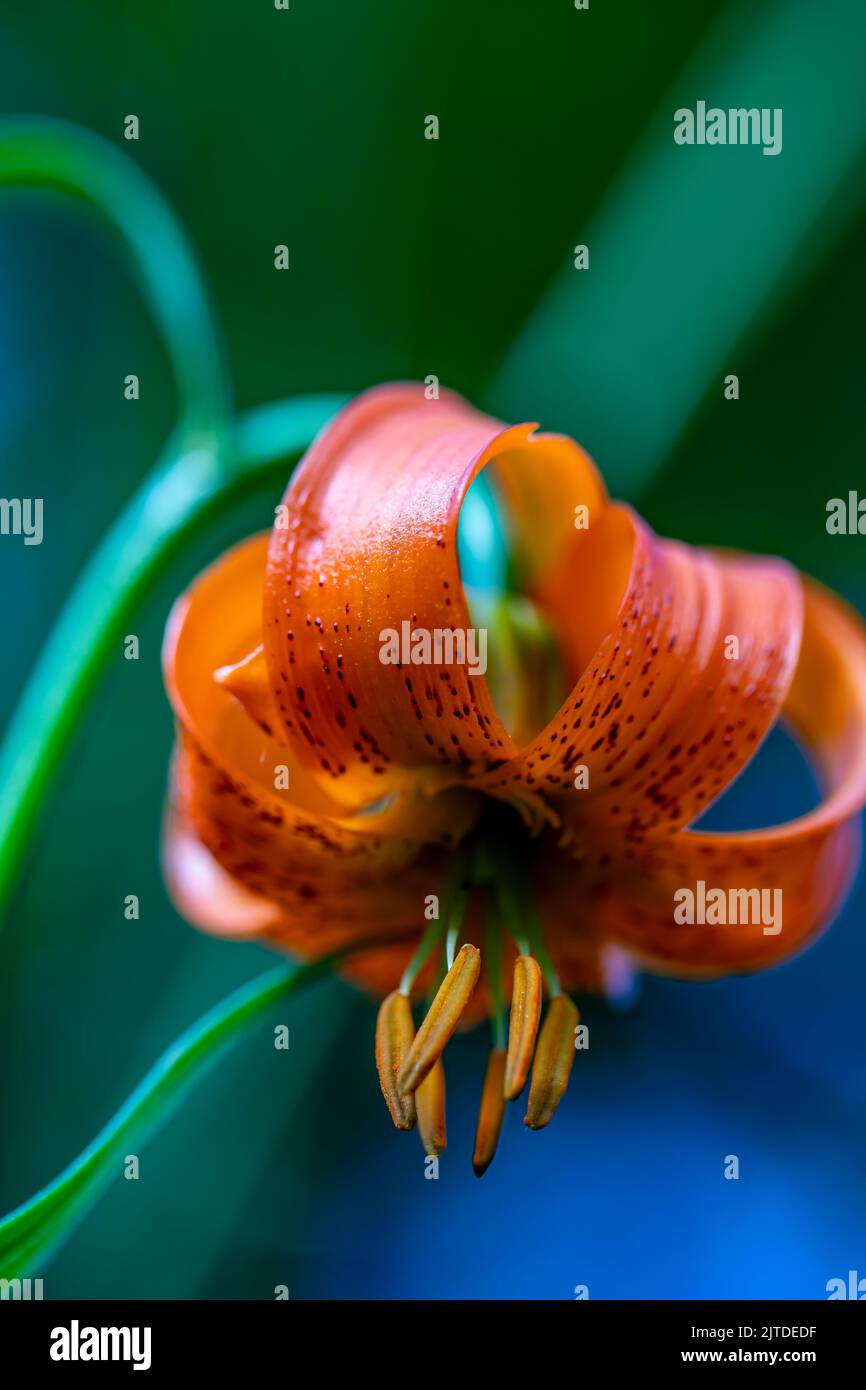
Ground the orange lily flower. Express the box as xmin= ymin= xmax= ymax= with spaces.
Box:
xmin=161 ymin=383 xmax=866 ymax=1174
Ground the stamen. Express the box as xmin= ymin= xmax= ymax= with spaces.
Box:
xmin=472 ymin=1048 xmax=506 ymax=1177
xmin=399 ymin=851 xmax=470 ymax=995
xmin=484 ymin=895 xmax=507 ymax=1050
xmin=375 ymin=991 xmax=416 ymax=1130
xmin=525 ymin=995 xmax=579 ymax=1130
xmin=397 ymin=943 xmax=481 ymax=1095
xmin=416 ymin=1058 xmax=447 ymax=1156
xmin=399 ymin=917 xmax=447 ymax=997
xmin=495 ymin=855 xmax=561 ymax=997
xmin=504 ymin=954 xmax=543 ymax=1100
xmin=445 ymin=883 xmax=470 ymax=969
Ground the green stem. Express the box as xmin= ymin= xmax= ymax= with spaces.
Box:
xmin=399 ymin=917 xmax=447 ymax=996
xmin=0 ymin=118 xmax=390 ymax=1286
xmin=495 ymin=856 xmax=561 ymax=996
xmin=444 ymin=918 xmax=461 ymax=970
xmin=484 ymin=896 xmax=506 ymax=1050
xmin=444 ymin=856 xmax=471 ymax=968
xmin=0 ymin=120 xmax=352 ymax=915
xmin=399 ymin=849 xmax=472 ymax=993
xmin=0 ymin=117 xmax=229 ymax=432
xmin=0 ymin=942 xmax=378 ymax=1279
xmin=0 ymin=395 xmax=348 ymax=916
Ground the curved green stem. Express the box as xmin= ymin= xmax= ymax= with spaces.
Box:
xmin=0 ymin=394 xmax=348 ymax=915
xmin=0 ymin=118 xmax=361 ymax=1285
xmin=0 ymin=114 xmax=229 ymax=911
xmin=445 ymin=892 xmax=468 ymax=969
xmin=0 ymin=945 xmax=370 ymax=1279
xmin=0 ymin=117 xmax=230 ymax=432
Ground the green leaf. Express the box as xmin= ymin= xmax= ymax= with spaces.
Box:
xmin=488 ymin=0 xmax=866 ymax=498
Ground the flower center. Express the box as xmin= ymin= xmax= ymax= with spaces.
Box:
xmin=374 ymin=799 xmax=579 ymax=1176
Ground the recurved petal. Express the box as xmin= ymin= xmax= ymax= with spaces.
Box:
xmin=604 ymin=577 xmax=866 ymax=975
xmin=525 ymin=995 xmax=579 ymax=1130
xmin=163 ymin=529 xmax=478 ymax=851
xmin=472 ymin=508 xmax=804 ymax=842
xmin=168 ymin=729 xmax=448 ymax=921
xmin=214 ymin=645 xmax=282 ymax=739
xmin=262 ymin=383 xmax=606 ymax=808
xmin=601 ymin=818 xmax=861 ymax=978
xmin=161 ymin=525 xmax=480 ymax=974
xmin=163 ymin=779 xmax=441 ymax=958
xmin=162 ymin=790 xmax=282 ymax=939
xmin=549 ymin=577 xmax=866 ymax=979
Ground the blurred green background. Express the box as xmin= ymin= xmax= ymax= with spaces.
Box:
xmin=1 ymin=0 xmax=865 ymax=1298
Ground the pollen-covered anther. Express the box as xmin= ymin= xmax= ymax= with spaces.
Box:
xmin=503 ymin=954 xmax=543 ymax=1100
xmin=416 ymin=1058 xmax=447 ymax=1156
xmin=375 ymin=991 xmax=416 ymax=1130
xmin=472 ymin=1048 xmax=507 ymax=1177
xmin=525 ymin=995 xmax=579 ymax=1130
xmin=397 ymin=943 xmax=481 ymax=1096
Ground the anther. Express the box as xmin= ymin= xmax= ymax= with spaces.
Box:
xmin=416 ymin=1058 xmax=447 ymax=1156
xmin=375 ymin=991 xmax=416 ymax=1130
xmin=397 ymin=943 xmax=481 ymax=1095
xmin=504 ymin=954 xmax=543 ymax=1100
xmin=473 ymin=1048 xmax=507 ymax=1177
xmin=525 ymin=995 xmax=579 ymax=1129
